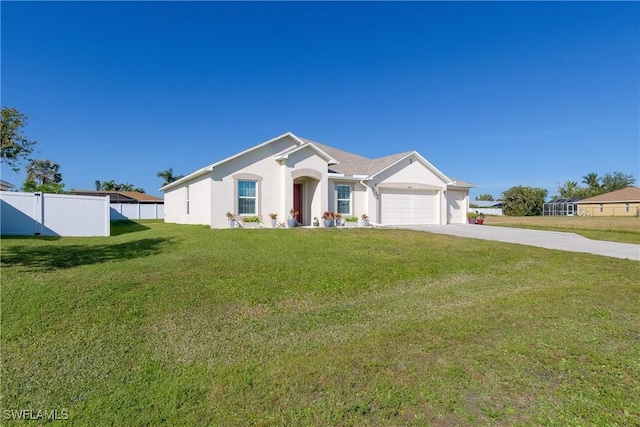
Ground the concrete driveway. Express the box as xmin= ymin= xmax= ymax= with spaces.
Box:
xmin=395 ymin=224 xmax=640 ymax=261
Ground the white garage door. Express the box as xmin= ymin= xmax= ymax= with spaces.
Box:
xmin=447 ymin=191 xmax=467 ymax=224
xmin=380 ymin=189 xmax=438 ymax=225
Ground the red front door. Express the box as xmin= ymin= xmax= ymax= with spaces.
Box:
xmin=293 ymin=183 xmax=303 ymax=224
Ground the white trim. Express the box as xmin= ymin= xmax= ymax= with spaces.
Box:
xmin=159 ymin=165 xmax=211 ymax=192
xmin=336 ymin=184 xmax=352 ymax=215
xmin=376 ymin=182 xmax=442 ymax=191
xmin=274 ymin=142 xmax=338 ymax=165
xmin=291 ymin=168 xmax=323 ymax=181
xmin=237 ymin=179 xmax=258 ymax=215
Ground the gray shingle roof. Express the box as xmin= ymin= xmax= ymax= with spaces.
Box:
xmin=301 ymin=138 xmax=412 ymax=177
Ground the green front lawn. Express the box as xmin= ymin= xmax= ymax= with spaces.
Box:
xmin=2 ymin=221 xmax=639 ymax=425
xmin=484 ymin=215 xmax=640 ymax=244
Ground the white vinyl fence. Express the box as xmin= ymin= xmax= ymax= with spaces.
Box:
xmin=110 ymin=203 xmax=164 ymax=220
xmin=469 ymin=208 xmax=503 ymax=216
xmin=1 ymin=192 xmax=110 ymax=236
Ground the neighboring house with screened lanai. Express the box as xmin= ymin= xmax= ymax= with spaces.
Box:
xmin=160 ymin=132 xmax=474 ymax=228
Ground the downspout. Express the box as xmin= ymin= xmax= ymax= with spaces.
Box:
xmin=443 ymin=189 xmax=448 ymax=225
xmin=360 ymin=180 xmax=385 ymax=227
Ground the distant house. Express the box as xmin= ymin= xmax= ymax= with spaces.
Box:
xmin=69 ymin=190 xmax=163 ymax=204
xmin=543 ymin=198 xmax=580 ymax=216
xmin=0 ymin=180 xmax=15 ymax=191
xmin=576 ymin=187 xmax=640 ymax=217
xmin=160 ymin=132 xmax=475 ymax=228
xmin=69 ymin=190 xmax=164 ymax=220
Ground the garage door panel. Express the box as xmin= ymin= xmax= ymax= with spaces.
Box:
xmin=381 ymin=190 xmax=437 ymax=225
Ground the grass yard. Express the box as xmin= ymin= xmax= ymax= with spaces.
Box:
xmin=484 ymin=215 xmax=640 ymax=244
xmin=2 ymin=220 xmax=639 ymax=425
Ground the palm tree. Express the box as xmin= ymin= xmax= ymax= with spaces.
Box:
xmin=582 ymin=172 xmax=600 ymax=190
xmin=26 ymin=159 xmax=62 ymax=185
xmin=157 ymin=168 xmax=184 ymax=186
xmin=100 ymin=180 xmax=119 ymax=191
xmin=559 ymin=180 xmax=580 ymax=198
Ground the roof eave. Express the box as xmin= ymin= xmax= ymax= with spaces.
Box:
xmin=160 ymin=166 xmax=213 ymax=192
xmin=274 ymin=141 xmax=338 ymax=165
xmin=161 ymin=132 xmax=307 ymax=192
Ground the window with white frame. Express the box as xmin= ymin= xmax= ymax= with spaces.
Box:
xmin=625 ymin=203 xmax=630 ymax=213
xmin=238 ymin=180 xmax=257 ymax=215
xmin=336 ymin=184 xmax=351 ymax=214
xmin=599 ymin=204 xmax=603 ymax=213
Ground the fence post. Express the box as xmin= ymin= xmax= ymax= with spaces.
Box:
xmin=105 ymin=196 xmax=111 ymax=236
xmin=34 ymin=192 xmax=43 ymax=235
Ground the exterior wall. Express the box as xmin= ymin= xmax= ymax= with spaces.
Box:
xmin=164 ymin=175 xmax=212 ymax=225
xmin=372 ymin=156 xmax=446 ymax=189
xmin=577 ymin=202 xmax=640 ymax=217
xmin=327 ymin=179 xmax=368 ymax=220
xmin=447 ymin=190 xmax=468 ymax=224
xmin=1 ymin=192 xmax=110 ymax=237
xmin=209 ymin=136 xmax=305 ymax=228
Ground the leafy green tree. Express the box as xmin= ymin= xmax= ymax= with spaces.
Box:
xmin=157 ymin=168 xmax=184 ymax=187
xmin=1 ymin=107 xmax=37 ymax=172
xmin=21 ymin=179 xmax=66 ymax=194
xmin=501 ymin=186 xmax=548 ymax=216
xmin=475 ymin=194 xmax=494 ymax=201
xmin=601 ymin=171 xmax=635 ymax=192
xmin=26 ymin=159 xmax=62 ymax=185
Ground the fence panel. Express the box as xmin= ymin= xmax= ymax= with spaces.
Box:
xmin=109 ymin=203 xmax=164 ymax=220
xmin=140 ymin=203 xmax=163 ymax=219
xmin=42 ymin=194 xmax=110 ymax=236
xmin=469 ymin=208 xmax=503 ymax=216
xmin=0 ymin=192 xmax=38 ymax=235
xmin=1 ymin=192 xmax=109 ymax=236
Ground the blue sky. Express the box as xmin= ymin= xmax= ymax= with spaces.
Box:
xmin=2 ymin=1 xmax=638 ymax=199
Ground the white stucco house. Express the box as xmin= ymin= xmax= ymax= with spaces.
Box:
xmin=160 ymin=132 xmax=474 ymax=228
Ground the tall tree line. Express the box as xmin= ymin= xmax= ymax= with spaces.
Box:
xmin=556 ymin=171 xmax=636 ymax=200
